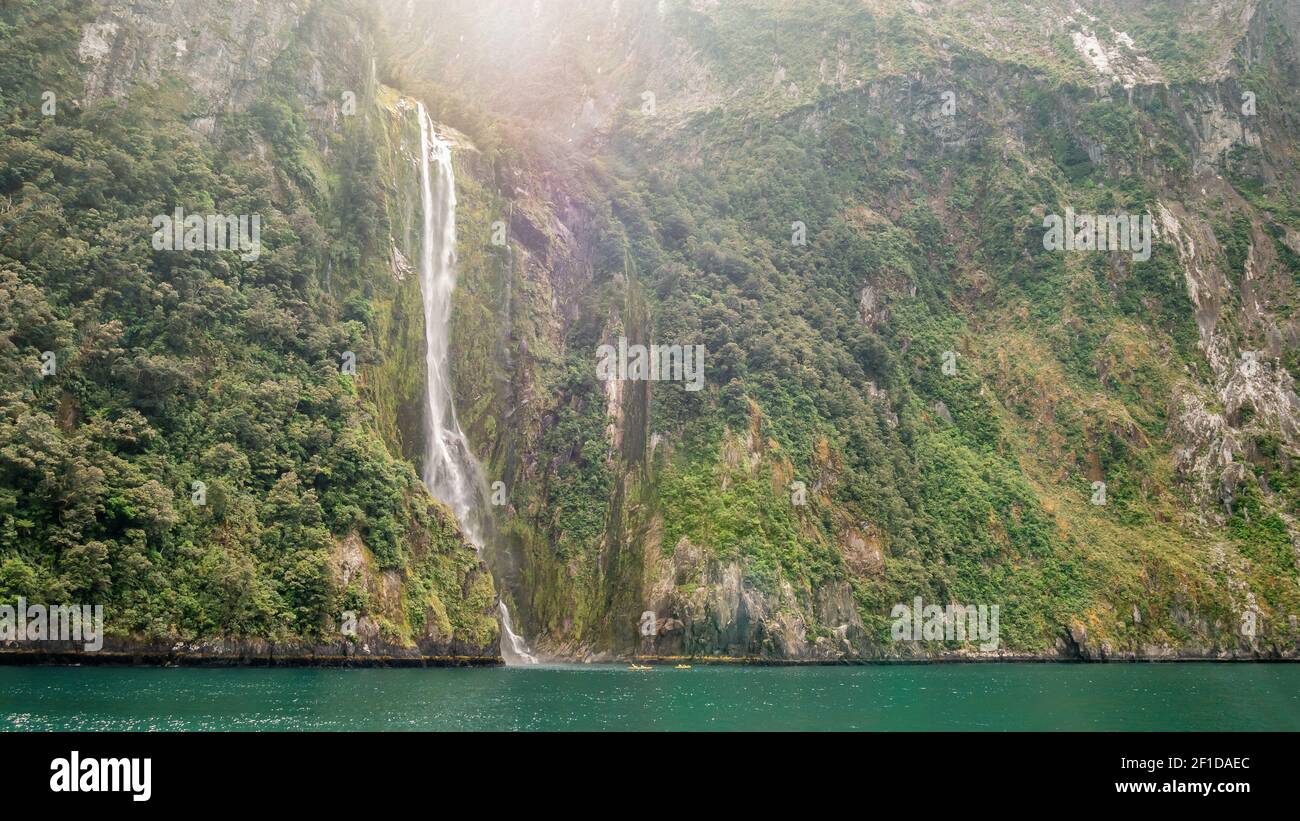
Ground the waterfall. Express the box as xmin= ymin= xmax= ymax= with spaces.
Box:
xmin=498 ymin=601 xmax=536 ymax=665
xmin=415 ymin=102 xmax=536 ymax=665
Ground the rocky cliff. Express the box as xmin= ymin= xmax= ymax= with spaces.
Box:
xmin=0 ymin=0 xmax=500 ymax=664
xmin=379 ymin=0 xmax=1300 ymax=661
xmin=2 ymin=0 xmax=1297 ymax=664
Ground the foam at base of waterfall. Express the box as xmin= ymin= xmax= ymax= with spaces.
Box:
xmin=499 ymin=602 xmax=538 ymax=665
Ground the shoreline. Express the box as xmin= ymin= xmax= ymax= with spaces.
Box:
xmin=0 ymin=639 xmax=504 ymax=668
xmin=0 ymin=648 xmax=504 ymax=668
xmin=2 ymin=647 xmax=1296 ymax=668
xmin=622 ymin=655 xmax=1300 ymax=665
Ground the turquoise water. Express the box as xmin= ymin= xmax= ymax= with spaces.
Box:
xmin=1 ymin=663 xmax=1297 ymax=731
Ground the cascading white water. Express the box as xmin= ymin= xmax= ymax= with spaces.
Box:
xmin=416 ymin=102 xmax=536 ymax=665
xmin=497 ymin=601 xmax=535 ymax=664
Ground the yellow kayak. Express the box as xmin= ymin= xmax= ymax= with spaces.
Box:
xmin=674 ymin=664 xmax=692 ymax=669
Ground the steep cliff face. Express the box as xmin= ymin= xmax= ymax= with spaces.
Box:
xmin=4 ymin=0 xmax=1297 ymax=664
xmin=0 ymin=0 xmax=499 ymax=662
xmin=77 ymin=1 xmax=310 ymax=112
xmin=381 ymin=0 xmax=1300 ymax=661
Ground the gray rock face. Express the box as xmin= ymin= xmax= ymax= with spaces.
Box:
xmin=78 ymin=1 xmax=310 ymax=112
xmin=76 ymin=0 xmax=378 ymax=146
xmin=638 ymin=537 xmax=871 ymax=660
xmin=1157 ymin=199 xmax=1300 ymax=531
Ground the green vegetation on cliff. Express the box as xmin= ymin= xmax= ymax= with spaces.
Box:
xmin=389 ymin=0 xmax=1299 ymax=658
xmin=0 ymin=0 xmax=497 ymax=652
xmin=2 ymin=0 xmax=1296 ymax=662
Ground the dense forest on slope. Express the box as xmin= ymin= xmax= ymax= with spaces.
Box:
xmin=0 ymin=0 xmax=497 ymax=657
xmin=387 ymin=0 xmax=1300 ymax=659
xmin=0 ymin=0 xmax=1297 ymax=661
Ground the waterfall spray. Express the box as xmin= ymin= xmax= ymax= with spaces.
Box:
xmin=415 ymin=102 xmax=535 ymax=664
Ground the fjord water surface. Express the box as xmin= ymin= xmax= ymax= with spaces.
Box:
xmin=2 ymin=664 xmax=1296 ymax=731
